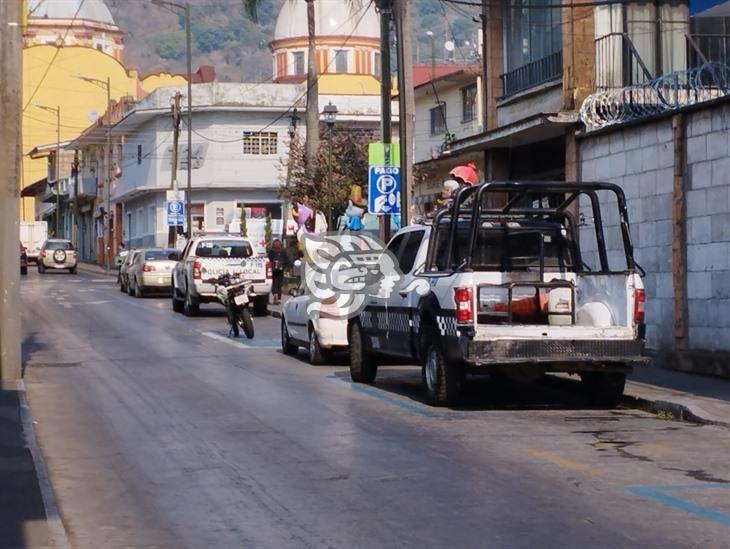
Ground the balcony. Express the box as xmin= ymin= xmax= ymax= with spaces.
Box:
xmin=70 ymin=175 xmax=98 ymax=200
xmin=500 ymin=51 xmax=563 ymax=98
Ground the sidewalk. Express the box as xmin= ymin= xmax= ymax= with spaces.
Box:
xmin=0 ymin=382 xmax=68 ymax=548
xmin=625 ymin=364 xmax=730 ymax=427
xmin=76 ymin=261 xmax=116 ymax=277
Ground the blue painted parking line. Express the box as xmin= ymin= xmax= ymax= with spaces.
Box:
xmin=327 ymin=377 xmax=439 ymax=417
xmin=626 ymin=483 xmax=730 ymax=528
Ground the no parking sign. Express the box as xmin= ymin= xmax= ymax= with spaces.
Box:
xmin=368 ymin=166 xmax=401 ymax=215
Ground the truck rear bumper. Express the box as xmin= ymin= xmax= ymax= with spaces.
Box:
xmin=460 ymin=338 xmax=648 ymax=368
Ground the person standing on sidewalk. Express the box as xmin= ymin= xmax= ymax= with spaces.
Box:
xmin=268 ymin=239 xmax=287 ymax=304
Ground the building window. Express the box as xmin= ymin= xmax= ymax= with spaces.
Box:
xmin=430 ymin=102 xmax=447 ymax=135
xmin=461 ymin=84 xmax=477 ymax=123
xmin=335 ymin=49 xmax=349 ymax=73
xmin=502 ymin=0 xmax=562 ymax=96
xmin=215 ymin=207 xmax=225 ymax=226
xmin=293 ymin=51 xmax=305 ymax=75
xmin=373 ymin=52 xmax=381 ymax=76
xmin=242 ymin=131 xmax=278 ymax=155
xmin=191 ymin=203 xmax=205 ymax=234
xmin=137 ymin=144 xmax=142 ymax=165
xmin=148 ymin=205 xmax=156 ymax=234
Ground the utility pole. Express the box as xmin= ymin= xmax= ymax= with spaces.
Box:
xmin=376 ymin=0 xmax=393 ymax=243
xmin=304 ymin=0 xmax=320 ymax=170
xmin=104 ymin=76 xmax=112 ymax=269
xmin=34 ymin=105 xmax=61 ymax=236
xmin=0 ymin=0 xmax=22 ymax=382
xmin=184 ymin=2 xmax=192 ymax=239
xmin=169 ymin=92 xmax=182 ymax=247
xmin=394 ymin=0 xmax=414 ymax=226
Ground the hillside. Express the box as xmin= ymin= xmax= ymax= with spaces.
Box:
xmin=107 ymin=0 xmax=481 ymax=82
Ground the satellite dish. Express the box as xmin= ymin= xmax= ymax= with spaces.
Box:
xmin=88 ymin=110 xmax=99 ymax=123
xmin=444 ymin=41 xmax=455 ymax=52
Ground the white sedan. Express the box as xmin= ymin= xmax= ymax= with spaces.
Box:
xmin=280 ymin=287 xmax=348 ymax=365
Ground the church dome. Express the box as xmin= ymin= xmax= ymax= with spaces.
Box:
xmin=274 ymin=0 xmax=379 ymax=42
xmin=28 ymin=0 xmax=115 ymax=26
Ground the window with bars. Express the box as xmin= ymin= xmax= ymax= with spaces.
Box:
xmin=242 ymin=132 xmax=278 ymax=155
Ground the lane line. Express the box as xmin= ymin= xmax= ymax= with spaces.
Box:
xmin=199 ymin=331 xmax=278 ymax=350
xmin=626 ymin=485 xmax=730 ymax=528
xmin=524 ymin=448 xmax=604 ymax=478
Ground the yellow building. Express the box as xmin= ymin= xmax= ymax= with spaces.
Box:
xmin=21 ymin=0 xmax=189 ymax=221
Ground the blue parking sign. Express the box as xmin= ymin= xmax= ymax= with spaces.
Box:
xmin=166 ymin=200 xmax=185 ymax=226
xmin=368 ymin=166 xmax=400 ymax=215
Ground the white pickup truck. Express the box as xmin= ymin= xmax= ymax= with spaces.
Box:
xmin=348 ymin=181 xmax=648 ymax=407
xmin=172 ymin=235 xmax=272 ymax=316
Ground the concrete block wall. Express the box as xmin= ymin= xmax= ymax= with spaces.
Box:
xmin=579 ymin=101 xmax=730 ymax=355
xmin=684 ymin=103 xmax=730 ymax=352
xmin=579 ymin=119 xmax=675 ymax=351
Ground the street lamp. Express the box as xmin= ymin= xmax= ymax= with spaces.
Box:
xmin=151 ymin=0 xmax=193 ymax=239
xmin=75 ymin=75 xmax=112 ymax=269
xmin=323 ymin=102 xmax=338 ymax=129
xmin=322 ymin=102 xmax=338 ymax=228
xmin=34 ymin=104 xmax=61 ymax=238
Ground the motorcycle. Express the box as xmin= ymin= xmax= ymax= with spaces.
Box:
xmin=208 ymin=273 xmax=255 ymax=339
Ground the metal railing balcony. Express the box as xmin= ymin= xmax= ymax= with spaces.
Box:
xmin=500 ymin=51 xmax=563 ymax=98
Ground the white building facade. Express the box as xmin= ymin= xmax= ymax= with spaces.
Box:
xmin=111 ymin=83 xmax=306 ymax=251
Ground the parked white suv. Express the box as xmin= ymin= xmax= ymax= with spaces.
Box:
xmin=172 ymin=235 xmax=272 ymax=316
xmin=38 ymin=239 xmax=77 ymax=274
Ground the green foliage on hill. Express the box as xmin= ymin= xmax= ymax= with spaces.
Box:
xmin=110 ymin=0 xmax=481 ymax=82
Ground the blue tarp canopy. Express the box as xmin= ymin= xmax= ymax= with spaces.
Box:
xmin=691 ymin=0 xmax=730 ymax=16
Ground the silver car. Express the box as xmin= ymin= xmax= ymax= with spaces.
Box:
xmin=127 ymin=248 xmax=180 ymax=297
xmin=38 ymin=239 xmax=77 ymax=274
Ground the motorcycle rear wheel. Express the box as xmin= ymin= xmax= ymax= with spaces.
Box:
xmin=240 ymin=308 xmax=255 ymax=339
xmin=227 ymin=308 xmax=240 ymax=338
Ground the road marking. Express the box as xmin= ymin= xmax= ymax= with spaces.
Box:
xmin=199 ymin=331 xmax=278 ymax=350
xmin=525 ymin=448 xmax=604 ymax=478
xmin=328 ymin=377 xmax=439 ymax=417
xmin=627 ymin=484 xmax=730 ymax=528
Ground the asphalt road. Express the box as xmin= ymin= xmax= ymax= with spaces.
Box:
xmin=20 ymin=269 xmax=730 ymax=548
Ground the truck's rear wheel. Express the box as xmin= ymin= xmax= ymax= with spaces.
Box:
xmin=581 ymin=371 xmax=626 ymax=408
xmin=422 ymin=339 xmax=463 ymax=407
xmin=348 ymin=322 xmax=377 ymax=383
xmin=171 ymin=286 xmax=184 ymax=313
xmin=183 ymin=290 xmax=199 ymax=317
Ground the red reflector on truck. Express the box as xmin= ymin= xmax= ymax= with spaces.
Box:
xmin=454 ymin=287 xmax=473 ymax=324
xmin=634 ymin=288 xmax=645 ymax=323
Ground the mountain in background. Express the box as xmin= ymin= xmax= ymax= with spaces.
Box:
xmin=107 ymin=0 xmax=481 ymax=82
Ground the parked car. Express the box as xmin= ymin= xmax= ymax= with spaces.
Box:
xmin=126 ymin=248 xmax=180 ymax=298
xmin=118 ymin=250 xmax=140 ymax=293
xmin=20 ymin=242 xmax=28 ymax=276
xmin=281 ymin=276 xmax=348 ymax=364
xmin=172 ymin=235 xmax=272 ymax=317
xmin=347 ymin=181 xmax=648 ymax=407
xmin=38 ymin=239 xmax=77 ymax=274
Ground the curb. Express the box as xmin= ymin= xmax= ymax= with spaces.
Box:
xmin=76 ymin=262 xmax=116 ymax=277
xmin=17 ymin=382 xmax=72 ymax=549
xmin=621 ymin=392 xmax=730 ymax=428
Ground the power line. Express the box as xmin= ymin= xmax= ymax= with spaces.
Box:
xmin=23 ymin=0 xmax=88 ymax=111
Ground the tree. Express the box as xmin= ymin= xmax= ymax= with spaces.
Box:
xmin=280 ymin=131 xmax=371 ymax=229
xmin=154 ymin=31 xmax=185 ymax=60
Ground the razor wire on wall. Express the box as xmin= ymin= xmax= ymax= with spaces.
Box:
xmin=580 ymin=62 xmax=730 ymax=130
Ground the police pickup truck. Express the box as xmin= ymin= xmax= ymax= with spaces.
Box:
xmin=172 ymin=235 xmax=272 ymax=317
xmin=348 ymin=181 xmax=648 ymax=407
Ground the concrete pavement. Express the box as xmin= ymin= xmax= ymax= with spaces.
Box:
xmin=16 ymin=269 xmax=730 ymax=548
